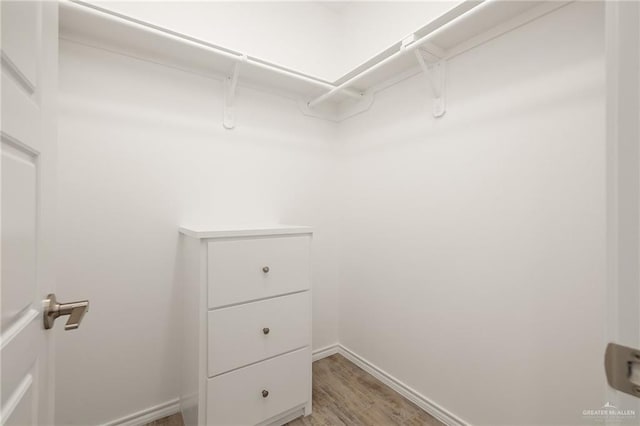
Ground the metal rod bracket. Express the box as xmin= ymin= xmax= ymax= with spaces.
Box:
xmin=414 ymin=49 xmax=446 ymax=118
xmin=223 ymin=55 xmax=246 ymax=129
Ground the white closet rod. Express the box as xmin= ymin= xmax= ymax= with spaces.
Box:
xmin=307 ymin=0 xmax=492 ymax=109
xmin=67 ymin=0 xmax=364 ymax=100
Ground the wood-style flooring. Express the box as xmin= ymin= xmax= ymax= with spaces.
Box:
xmin=286 ymin=354 xmax=442 ymax=426
xmin=145 ymin=413 xmax=184 ymax=426
xmin=147 ymin=354 xmax=442 ymax=426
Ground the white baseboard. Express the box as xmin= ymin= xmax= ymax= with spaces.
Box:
xmin=325 ymin=344 xmax=470 ymax=426
xmin=101 ymin=398 xmax=180 ymax=426
xmin=312 ymin=343 xmax=340 ymax=361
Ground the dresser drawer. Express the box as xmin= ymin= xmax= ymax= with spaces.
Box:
xmin=207 ymin=235 xmax=310 ymax=308
xmin=208 ymin=291 xmax=311 ymax=376
xmin=206 ymin=347 xmax=310 ymax=426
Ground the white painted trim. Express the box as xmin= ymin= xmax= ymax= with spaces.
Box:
xmin=1 ymin=51 xmax=36 ymax=94
xmin=336 ymin=345 xmax=471 ymax=426
xmin=0 ymin=374 xmax=33 ymax=424
xmin=101 ymin=398 xmax=180 ymax=426
xmin=312 ymin=343 xmax=340 ymax=361
xmin=0 ymin=308 xmax=39 ymax=351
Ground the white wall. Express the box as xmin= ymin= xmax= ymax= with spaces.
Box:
xmin=337 ymin=2 xmax=606 ymax=425
xmin=55 ymin=40 xmax=341 ymax=425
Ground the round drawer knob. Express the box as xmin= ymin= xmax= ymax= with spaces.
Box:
xmin=262 ymin=389 xmax=269 ymax=398
xmin=262 ymin=266 xmax=270 ymax=273
xmin=263 ymin=327 xmax=270 ymax=335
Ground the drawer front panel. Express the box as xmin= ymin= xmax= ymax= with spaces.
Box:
xmin=208 ymin=292 xmax=311 ymax=376
xmin=207 ymin=235 xmax=310 ymax=308
xmin=206 ymin=347 xmax=310 ymax=426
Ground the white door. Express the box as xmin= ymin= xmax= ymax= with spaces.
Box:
xmin=604 ymin=0 xmax=640 ymax=416
xmin=1 ymin=1 xmax=58 ymax=425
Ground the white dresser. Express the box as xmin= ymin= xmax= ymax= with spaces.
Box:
xmin=178 ymin=226 xmax=313 ymax=426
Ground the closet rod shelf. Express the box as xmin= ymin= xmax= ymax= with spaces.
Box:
xmin=60 ymin=0 xmax=572 ymax=118
xmin=329 ymin=0 xmax=572 ymax=102
xmin=60 ymin=0 xmax=364 ymax=102
xmin=306 ymin=0 xmax=485 ymax=109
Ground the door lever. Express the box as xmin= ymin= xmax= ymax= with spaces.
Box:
xmin=605 ymin=342 xmax=640 ymax=398
xmin=43 ymin=293 xmax=89 ymax=330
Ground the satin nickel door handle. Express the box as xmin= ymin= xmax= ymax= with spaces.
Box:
xmin=605 ymin=342 xmax=640 ymax=398
xmin=43 ymin=293 xmax=89 ymax=330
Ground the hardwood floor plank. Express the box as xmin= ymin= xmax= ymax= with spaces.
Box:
xmin=145 ymin=413 xmax=184 ymax=426
xmin=286 ymin=354 xmax=443 ymax=426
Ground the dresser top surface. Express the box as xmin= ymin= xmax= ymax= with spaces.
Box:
xmin=178 ymin=225 xmax=313 ymax=239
